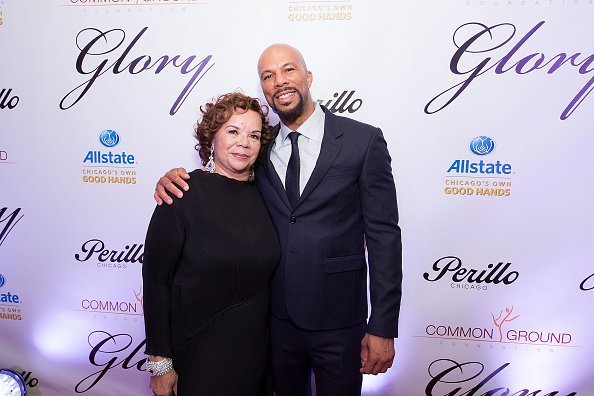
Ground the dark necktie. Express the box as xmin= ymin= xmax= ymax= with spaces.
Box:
xmin=285 ymin=132 xmax=301 ymax=208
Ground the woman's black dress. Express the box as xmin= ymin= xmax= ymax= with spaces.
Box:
xmin=143 ymin=170 xmax=280 ymax=395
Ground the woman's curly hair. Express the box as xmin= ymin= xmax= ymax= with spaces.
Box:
xmin=194 ymin=92 xmax=274 ymax=165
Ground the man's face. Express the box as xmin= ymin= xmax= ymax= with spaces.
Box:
xmin=257 ymin=45 xmax=313 ymax=123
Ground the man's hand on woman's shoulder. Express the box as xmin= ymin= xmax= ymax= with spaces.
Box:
xmin=154 ymin=167 xmax=191 ymax=205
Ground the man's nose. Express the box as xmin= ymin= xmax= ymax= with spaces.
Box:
xmin=274 ymin=73 xmax=289 ymax=87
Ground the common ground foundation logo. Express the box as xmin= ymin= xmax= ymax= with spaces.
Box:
xmin=423 ymin=256 xmax=519 ymax=291
xmin=81 ymin=129 xmax=138 ymax=185
xmin=74 ymin=238 xmax=144 ymax=269
xmin=61 ymin=0 xmax=207 ymax=15
xmin=63 ymin=0 xmax=206 ymax=7
xmin=444 ymin=136 xmax=514 ymax=198
xmin=0 ymin=274 xmax=23 ymax=321
xmin=418 ymin=305 xmax=576 ymax=352
xmin=287 ymin=1 xmax=352 ymax=22
xmin=78 ymin=287 xmax=143 ymax=321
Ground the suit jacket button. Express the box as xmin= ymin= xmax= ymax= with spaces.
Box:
xmin=289 ymin=216 xmax=297 ymax=224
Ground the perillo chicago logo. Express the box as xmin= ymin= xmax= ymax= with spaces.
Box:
xmin=75 ymin=239 xmax=144 ymax=269
xmin=423 ymin=256 xmax=519 ymax=291
xmin=0 ymin=88 xmax=19 ymax=110
xmin=316 ymin=90 xmax=362 ymax=114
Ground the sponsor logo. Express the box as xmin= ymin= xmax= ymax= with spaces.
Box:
xmin=74 ymin=239 xmax=144 ymax=269
xmin=288 ymin=1 xmax=353 ymax=22
xmin=76 ymin=331 xmax=146 ymax=393
xmin=0 ymin=207 xmax=23 ymax=248
xmin=1 ymin=149 xmax=9 ymax=163
xmin=61 ymin=27 xmax=214 ymax=116
xmin=78 ymin=288 xmax=144 ymax=321
xmin=580 ymin=271 xmax=594 ymax=291
xmin=423 ymin=256 xmax=519 ymax=291
xmin=64 ymin=0 xmax=205 ymax=7
xmin=99 ymin=129 xmax=120 ymax=148
xmin=316 ymin=90 xmax=362 ymax=113
xmin=0 ymin=88 xmax=19 ymax=110
xmin=426 ymin=359 xmax=578 ymax=396
xmin=469 ymin=136 xmax=495 ymax=156
xmin=426 ymin=21 xmax=594 ymax=120
xmin=0 ymin=274 xmax=23 ymax=321
xmin=418 ymin=306 xmax=576 ymax=351
xmin=0 ymin=6 xmax=3 ymax=27
xmin=444 ymin=136 xmax=513 ymax=197
xmin=81 ymin=130 xmax=138 ymax=185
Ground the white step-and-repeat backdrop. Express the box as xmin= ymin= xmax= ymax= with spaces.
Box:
xmin=1 ymin=1 xmax=593 ymax=395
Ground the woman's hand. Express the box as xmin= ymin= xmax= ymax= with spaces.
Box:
xmin=149 ymin=369 xmax=178 ymax=396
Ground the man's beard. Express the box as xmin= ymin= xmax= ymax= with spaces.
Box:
xmin=271 ymin=90 xmax=305 ymax=122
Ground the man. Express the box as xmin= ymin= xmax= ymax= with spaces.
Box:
xmin=154 ymin=44 xmax=402 ymax=396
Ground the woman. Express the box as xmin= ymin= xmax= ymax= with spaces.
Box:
xmin=142 ymin=92 xmax=280 ymax=396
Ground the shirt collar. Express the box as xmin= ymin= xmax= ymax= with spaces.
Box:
xmin=278 ymin=102 xmax=325 ymax=144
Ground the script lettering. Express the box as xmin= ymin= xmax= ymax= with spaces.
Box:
xmin=60 ymin=27 xmax=214 ymax=115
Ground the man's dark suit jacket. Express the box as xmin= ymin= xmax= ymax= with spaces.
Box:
xmin=257 ymin=106 xmax=402 ymax=338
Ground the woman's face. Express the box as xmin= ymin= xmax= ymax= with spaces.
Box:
xmin=212 ymin=109 xmax=262 ymax=181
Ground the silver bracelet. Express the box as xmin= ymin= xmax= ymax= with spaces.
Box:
xmin=146 ymin=358 xmax=174 ymax=376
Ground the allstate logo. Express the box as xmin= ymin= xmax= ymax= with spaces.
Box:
xmin=0 ymin=273 xmax=5 ymax=288
xmin=98 ymin=130 xmax=120 ymax=148
xmin=469 ymin=136 xmax=495 ymax=156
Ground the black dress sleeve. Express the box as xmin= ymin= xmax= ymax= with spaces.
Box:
xmin=142 ymin=201 xmax=185 ymax=357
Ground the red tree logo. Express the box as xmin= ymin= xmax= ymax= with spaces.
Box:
xmin=492 ymin=306 xmax=519 ymax=342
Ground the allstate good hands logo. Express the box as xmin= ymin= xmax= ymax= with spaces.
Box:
xmin=469 ymin=136 xmax=495 ymax=156
xmin=0 ymin=273 xmax=5 ymax=288
xmin=99 ymin=130 xmax=120 ymax=148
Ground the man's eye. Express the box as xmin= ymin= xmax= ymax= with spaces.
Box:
xmin=263 ymin=74 xmax=272 ymax=80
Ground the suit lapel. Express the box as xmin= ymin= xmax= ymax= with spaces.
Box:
xmin=297 ymin=108 xmax=343 ymax=208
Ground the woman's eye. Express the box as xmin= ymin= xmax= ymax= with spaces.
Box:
xmin=228 ymin=129 xmax=239 ymax=135
xmin=250 ymin=134 xmax=261 ymax=140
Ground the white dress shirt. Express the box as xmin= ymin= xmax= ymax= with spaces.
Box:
xmin=270 ymin=103 xmax=325 ymax=195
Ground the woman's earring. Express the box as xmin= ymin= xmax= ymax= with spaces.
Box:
xmin=205 ymin=144 xmax=215 ymax=173
xmin=248 ymin=167 xmax=255 ymax=182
